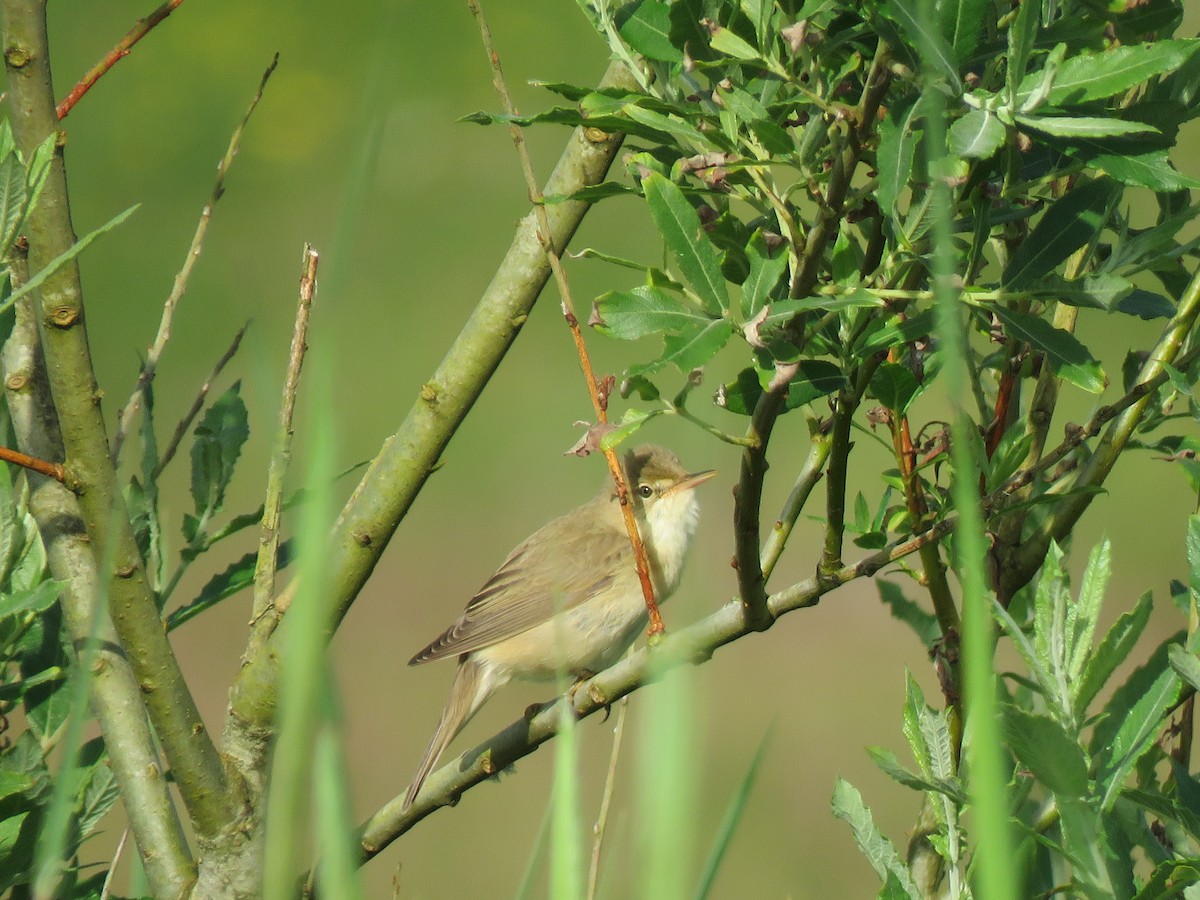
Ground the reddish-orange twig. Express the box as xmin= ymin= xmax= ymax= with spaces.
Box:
xmin=56 ymin=0 xmax=187 ymax=120
xmin=0 ymin=445 xmax=63 ymax=482
xmin=468 ymin=0 xmax=665 ymax=635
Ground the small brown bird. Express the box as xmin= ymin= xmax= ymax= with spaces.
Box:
xmin=403 ymin=444 xmax=715 ymax=810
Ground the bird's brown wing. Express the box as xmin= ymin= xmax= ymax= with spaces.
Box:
xmin=409 ymin=509 xmax=627 ymax=665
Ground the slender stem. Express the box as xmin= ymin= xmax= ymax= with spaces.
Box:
xmin=2 ymin=0 xmax=238 ymax=835
xmin=733 ymin=387 xmax=785 ymax=630
xmin=469 ymin=0 xmax=665 ymax=634
xmin=152 ymin=323 xmax=248 ymax=480
xmin=1 ymin=251 xmax=194 ymax=896
xmin=0 ymin=443 xmax=62 ymax=481
xmin=56 ymin=0 xmax=187 ymax=118
xmin=250 ymin=246 xmax=317 ymax=631
xmin=111 ymin=55 xmax=277 ymax=463
xmin=760 ymin=425 xmax=831 ymax=581
xmin=819 ymin=388 xmax=855 ymax=576
xmin=587 ymin=697 xmax=629 ymax=900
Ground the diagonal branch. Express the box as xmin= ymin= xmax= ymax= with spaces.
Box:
xmin=2 ymin=0 xmax=239 ymax=837
xmin=56 ymin=0 xmax=188 ymax=120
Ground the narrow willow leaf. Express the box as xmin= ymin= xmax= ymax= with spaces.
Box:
xmin=1030 ymin=273 xmax=1134 ymax=311
xmin=1132 ymin=859 xmax=1200 ymax=899
xmin=939 ymin=0 xmax=989 ymax=61
xmin=993 ymin=597 xmax=1062 ymax=716
xmin=0 ymin=580 xmax=61 ymax=620
xmin=831 ymin=779 xmax=921 ymax=899
xmin=1002 ymin=178 xmax=1121 ymax=288
xmin=741 ymin=231 xmax=788 ymax=319
xmin=1000 ymin=705 xmax=1089 ymax=798
xmin=867 ymin=747 xmax=966 ymax=803
xmin=1069 ymin=540 xmax=1112 ymax=683
xmin=707 ymin=24 xmax=761 ymax=61
xmin=880 ymin=0 xmax=960 ymax=92
xmin=902 ymin=672 xmax=932 ymax=776
xmin=1019 ymin=39 xmax=1200 ymax=106
xmin=1080 ymin=144 xmax=1200 ymax=191
xmin=642 ymin=172 xmax=730 ymax=314
xmin=1017 ymin=115 xmax=1159 ymax=138
xmin=949 ymin=108 xmax=1005 ymax=159
xmin=1095 ymin=656 xmax=1181 ymax=809
xmin=1074 ymin=591 xmax=1153 ymax=717
xmin=0 ymin=204 xmax=139 ymax=316
xmin=991 ymin=307 xmax=1105 ymax=394
xmin=1005 ymin=0 xmax=1040 ymax=105
xmin=1169 ymin=644 xmax=1200 ymax=693
xmin=785 ymin=360 xmax=847 ymax=409
xmin=592 ymin=286 xmax=715 ymax=339
xmin=1187 ymin=513 xmax=1200 ymax=598
xmin=876 ymin=94 xmax=925 ymax=212
xmin=0 ymin=152 xmax=26 ymax=257
xmin=167 ymin=541 xmax=292 ymax=631
xmin=599 ymin=407 xmax=654 ymax=451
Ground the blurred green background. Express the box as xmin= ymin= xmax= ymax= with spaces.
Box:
xmin=7 ymin=1 xmax=1200 ymax=896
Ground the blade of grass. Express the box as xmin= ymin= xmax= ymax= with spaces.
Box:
xmin=514 ymin=797 xmax=554 ymax=900
xmin=638 ymin=652 xmax=697 ymax=900
xmin=588 ymin=696 xmax=630 ymax=900
xmin=920 ymin=1 xmax=1016 ymax=897
xmin=693 ymin=725 xmax=773 ymax=900
xmin=262 ymin=356 xmax=335 ymax=898
xmin=313 ymin=679 xmax=365 ymax=900
xmin=552 ymin=624 xmax=585 ymax=899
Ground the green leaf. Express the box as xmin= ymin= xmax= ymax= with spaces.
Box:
xmin=1002 ymin=178 xmax=1121 ymax=288
xmin=867 ymin=746 xmax=965 ymax=803
xmin=1132 ymin=858 xmax=1200 ymax=900
xmin=741 ymin=231 xmax=788 ymax=319
xmin=1092 ymin=636 xmax=1184 ymax=809
xmin=1069 ymin=540 xmax=1112 ymax=684
xmin=1000 ymin=704 xmax=1089 ymax=798
xmin=870 ymin=363 xmax=920 ymax=414
xmin=876 ymin=94 xmax=925 ymax=212
xmin=591 ymin=286 xmax=714 ymax=339
xmin=1005 ymin=0 xmax=1040 ymax=106
xmin=0 ymin=151 xmax=26 ymax=258
xmin=707 ymin=24 xmax=761 ymax=61
xmin=938 ymin=0 xmax=988 ymax=61
xmin=1077 ymin=144 xmax=1200 ymax=191
xmin=831 ymin=779 xmax=921 ymax=899
xmin=599 ymin=408 xmax=655 ymax=451
xmin=628 ymin=319 xmax=735 ymax=378
xmin=1030 ymin=273 xmax=1133 ymax=312
xmin=1017 ymin=115 xmax=1159 ymax=138
xmin=877 ymin=580 xmax=941 ymax=650
xmin=74 ymin=739 xmax=118 ymax=842
xmin=0 ymin=204 xmax=139 ymax=317
xmin=617 ymin=0 xmax=682 ymax=62
xmin=1019 ymin=39 xmax=1200 ymax=106
xmin=879 ymin=0 xmax=960 ymax=93
xmin=856 ymin=309 xmax=937 ymax=356
xmin=785 ymin=360 xmax=847 ymax=409
xmin=1075 ymin=591 xmax=1153 ymax=717
xmin=167 ymin=541 xmax=292 ymax=631
xmin=1169 ymin=644 xmax=1200 ymax=693
xmin=1116 ymin=289 xmax=1175 ymax=320
xmin=716 ymin=367 xmax=761 ymax=416
xmin=189 ymin=381 xmax=249 ymax=518
xmin=990 ymin=307 xmax=1105 ymax=394
xmin=641 ymin=172 xmax=730 ymax=315
xmin=0 ymin=581 xmax=61 ymax=620
xmin=948 ymin=108 xmax=1005 ymax=159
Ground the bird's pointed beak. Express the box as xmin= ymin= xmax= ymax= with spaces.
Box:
xmin=666 ymin=469 xmax=717 ymax=495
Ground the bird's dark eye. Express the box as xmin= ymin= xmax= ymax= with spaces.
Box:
xmin=637 ymin=484 xmax=654 ymax=499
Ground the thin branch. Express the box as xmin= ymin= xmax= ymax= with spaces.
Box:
xmin=587 ymin=696 xmax=628 ymax=900
xmin=0 ymin=193 xmax=194 ymax=895
xmin=0 ymin=443 xmax=62 ymax=481
xmin=356 ymin=516 xmax=957 ymax=859
xmin=111 ymin=55 xmax=277 ymax=464
xmin=468 ymin=0 xmax=665 ymax=635
xmin=2 ymin=0 xmax=239 ymax=836
xmin=55 ymin=0 xmax=187 ymax=120
xmin=152 ymin=322 xmax=249 ymax=480
xmin=759 ymin=424 xmax=831 ymax=581
xmin=250 ymin=246 xmax=317 ymax=632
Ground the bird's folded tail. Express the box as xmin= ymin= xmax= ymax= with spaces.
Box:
xmin=403 ymin=656 xmax=493 ymax=811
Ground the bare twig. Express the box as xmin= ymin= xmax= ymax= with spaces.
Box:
xmin=99 ymin=826 xmax=130 ymax=900
xmin=152 ymin=322 xmax=249 ymax=480
xmin=56 ymin=0 xmax=187 ymax=119
xmin=251 ymin=246 xmax=317 ymax=630
xmin=468 ymin=0 xmax=665 ymax=635
xmin=111 ymin=55 xmax=277 ymax=463
xmin=0 ymin=444 xmax=62 ymax=481
xmin=587 ymin=696 xmax=629 ymax=900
